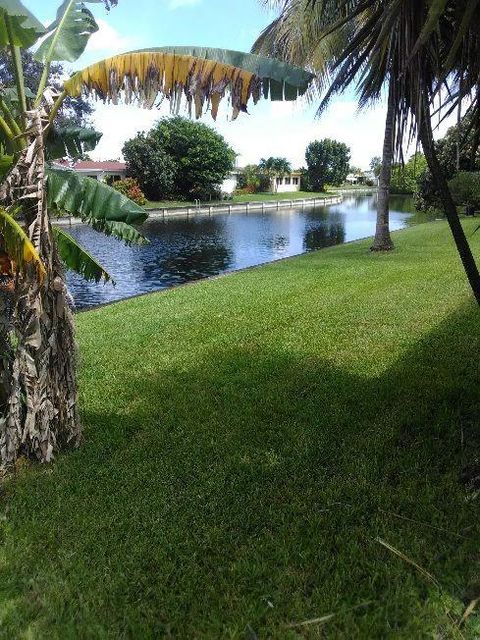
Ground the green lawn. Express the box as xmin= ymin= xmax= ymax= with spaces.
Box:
xmin=1 ymin=220 xmax=480 ymax=638
xmin=145 ymin=190 xmax=334 ymax=209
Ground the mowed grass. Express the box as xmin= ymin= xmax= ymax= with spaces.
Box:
xmin=1 ymin=220 xmax=480 ymax=638
xmin=145 ymin=191 xmax=334 ymax=209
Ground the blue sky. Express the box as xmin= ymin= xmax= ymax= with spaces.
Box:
xmin=25 ymin=0 xmax=393 ymax=169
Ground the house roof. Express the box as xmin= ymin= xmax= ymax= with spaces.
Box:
xmin=54 ymin=160 xmax=126 ymax=172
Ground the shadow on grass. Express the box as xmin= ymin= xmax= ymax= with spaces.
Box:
xmin=1 ymin=303 xmax=480 ymax=638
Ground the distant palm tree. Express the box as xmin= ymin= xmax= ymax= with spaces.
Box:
xmin=255 ymin=0 xmax=480 ymax=302
xmin=259 ymin=157 xmax=292 ymax=191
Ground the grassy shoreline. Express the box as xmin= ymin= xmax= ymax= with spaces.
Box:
xmin=1 ymin=220 xmax=479 ymax=638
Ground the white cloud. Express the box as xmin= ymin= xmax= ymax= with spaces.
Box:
xmin=89 ymin=97 xmax=388 ymax=168
xmin=213 ymin=99 xmax=388 ymax=170
xmin=169 ymin=0 xmax=202 ymax=9
xmin=90 ymin=104 xmax=160 ymax=160
xmin=86 ymin=19 xmax=136 ymax=55
xmin=89 ymin=92 xmax=457 ymax=168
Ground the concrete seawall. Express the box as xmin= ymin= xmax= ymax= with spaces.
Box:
xmin=54 ymin=194 xmax=344 ymax=226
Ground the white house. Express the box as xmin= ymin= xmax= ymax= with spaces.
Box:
xmin=221 ymin=169 xmax=302 ymax=194
xmin=221 ymin=169 xmax=243 ymax=194
xmin=272 ymin=171 xmax=302 ymax=193
xmin=346 ymin=171 xmax=378 ymax=186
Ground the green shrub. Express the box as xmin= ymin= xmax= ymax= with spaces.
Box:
xmin=234 ymin=185 xmax=257 ymax=195
xmin=448 ymin=172 xmax=480 ymax=212
xmin=112 ymin=178 xmax=146 ymax=206
xmin=123 ymin=116 xmax=235 ymax=201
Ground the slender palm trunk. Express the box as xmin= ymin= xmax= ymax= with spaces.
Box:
xmin=371 ymin=82 xmax=395 ymax=251
xmin=0 ymin=109 xmax=81 ymax=467
xmin=419 ymin=92 xmax=480 ymax=305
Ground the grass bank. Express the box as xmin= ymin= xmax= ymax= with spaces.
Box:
xmin=1 ymin=220 xmax=480 ymax=638
xmin=145 ymin=190 xmax=334 ymax=209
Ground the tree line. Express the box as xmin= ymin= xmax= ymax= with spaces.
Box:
xmin=124 ymin=119 xmax=354 ymax=200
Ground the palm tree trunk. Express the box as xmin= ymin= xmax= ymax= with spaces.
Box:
xmin=419 ymin=92 xmax=480 ymax=305
xmin=371 ymin=82 xmax=395 ymax=251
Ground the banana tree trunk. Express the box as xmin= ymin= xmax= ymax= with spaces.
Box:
xmin=371 ymin=81 xmax=395 ymax=252
xmin=419 ymin=92 xmax=480 ymax=305
xmin=0 ymin=109 xmax=81 ymax=467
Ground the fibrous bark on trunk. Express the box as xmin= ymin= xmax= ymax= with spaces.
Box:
xmin=0 ymin=103 xmax=81 ymax=469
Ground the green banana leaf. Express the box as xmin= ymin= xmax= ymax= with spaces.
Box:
xmin=46 ymin=167 xmax=148 ymax=225
xmin=88 ymin=219 xmax=149 ymax=246
xmin=46 ymin=125 xmax=103 ymax=160
xmin=53 ymin=226 xmax=113 ymax=284
xmin=0 ymin=0 xmax=45 ymax=48
xmin=34 ymin=0 xmax=101 ymax=63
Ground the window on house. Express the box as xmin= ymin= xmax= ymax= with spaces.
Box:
xmin=284 ymin=177 xmax=291 ymax=185
xmin=292 ymin=177 xmax=299 ymax=185
xmin=276 ymin=177 xmax=283 ymax=185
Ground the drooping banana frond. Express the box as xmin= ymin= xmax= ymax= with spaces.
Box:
xmin=34 ymin=0 xmax=100 ymax=64
xmin=64 ymin=47 xmax=315 ymax=120
xmin=88 ymin=219 xmax=148 ymax=246
xmin=0 ymin=207 xmax=46 ymax=281
xmin=53 ymin=226 xmax=113 ymax=284
xmin=0 ymin=0 xmax=45 ymax=48
xmin=46 ymin=125 xmax=102 ymax=160
xmin=46 ymin=167 xmax=148 ymax=225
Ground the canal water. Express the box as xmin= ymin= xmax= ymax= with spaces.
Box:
xmin=66 ymin=194 xmax=418 ymax=309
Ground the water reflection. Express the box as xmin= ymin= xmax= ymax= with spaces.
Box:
xmin=66 ymin=194 xmax=415 ymax=309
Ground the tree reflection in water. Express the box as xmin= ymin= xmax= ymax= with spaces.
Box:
xmin=303 ymin=221 xmax=346 ymax=251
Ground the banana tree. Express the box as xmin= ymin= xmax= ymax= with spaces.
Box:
xmin=0 ymin=0 xmax=313 ymax=467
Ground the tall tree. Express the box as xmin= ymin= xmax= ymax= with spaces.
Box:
xmin=305 ymin=139 xmax=350 ymax=191
xmin=0 ymin=1 xmax=314 ymax=467
xmin=370 ymin=82 xmax=395 ymax=251
xmin=316 ymin=0 xmax=480 ymax=302
xmin=124 ymin=117 xmax=236 ymax=201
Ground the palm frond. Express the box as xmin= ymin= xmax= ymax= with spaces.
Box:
xmin=87 ymin=219 xmax=148 ymax=246
xmin=34 ymin=0 xmax=100 ymax=63
xmin=0 ymin=0 xmax=45 ymax=48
